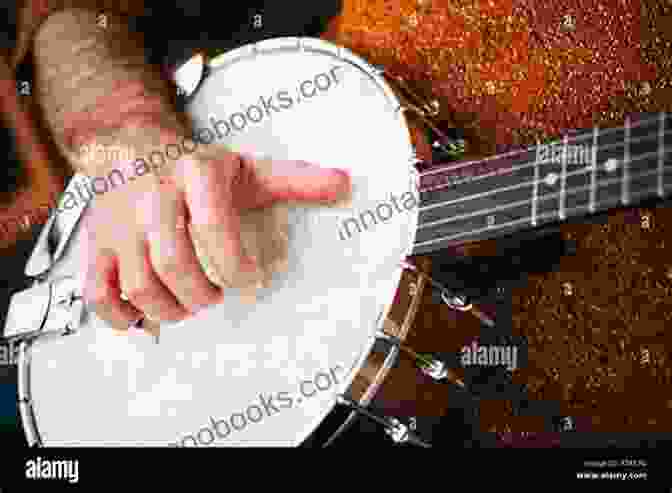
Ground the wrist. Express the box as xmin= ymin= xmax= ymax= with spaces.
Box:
xmin=33 ymin=8 xmax=183 ymax=174
xmin=73 ymin=118 xmax=193 ymax=187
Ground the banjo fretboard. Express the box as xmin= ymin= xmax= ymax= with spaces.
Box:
xmin=412 ymin=112 xmax=672 ymax=255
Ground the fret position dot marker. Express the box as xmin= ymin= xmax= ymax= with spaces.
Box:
xmin=603 ymin=158 xmax=619 ymax=173
xmin=544 ymin=172 xmax=559 ymax=186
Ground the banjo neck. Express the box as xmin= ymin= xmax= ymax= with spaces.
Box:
xmin=412 ymin=112 xmax=672 ymax=255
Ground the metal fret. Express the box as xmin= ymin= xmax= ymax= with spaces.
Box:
xmin=559 ymin=134 xmax=568 ymax=219
xmin=413 ymin=114 xmax=666 ymax=255
xmin=590 ymin=126 xmax=598 ymax=213
xmin=659 ymin=112 xmax=665 ymax=198
xmin=593 ymin=121 xmax=626 ymax=216
xmin=623 ymin=116 xmax=631 ymax=205
xmin=532 ymin=139 xmax=540 ymax=226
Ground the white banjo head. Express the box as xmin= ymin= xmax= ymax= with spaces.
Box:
xmin=26 ymin=38 xmax=418 ymax=446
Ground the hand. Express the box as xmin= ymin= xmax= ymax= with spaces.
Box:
xmin=80 ymin=126 xmax=350 ymax=332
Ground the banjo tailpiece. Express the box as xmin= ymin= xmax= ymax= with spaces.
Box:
xmin=2 ymin=173 xmax=90 ymax=447
xmin=3 ymin=172 xmax=91 ymax=344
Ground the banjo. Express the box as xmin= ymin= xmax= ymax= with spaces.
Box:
xmin=2 ymin=37 xmax=670 ymax=447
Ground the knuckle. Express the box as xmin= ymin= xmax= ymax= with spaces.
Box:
xmin=153 ymin=255 xmax=181 ymax=276
xmin=159 ymin=263 xmax=197 ymax=289
xmin=216 ymin=154 xmax=243 ymax=184
xmin=232 ymin=156 xmax=253 ymax=186
xmin=124 ymin=284 xmax=160 ymax=306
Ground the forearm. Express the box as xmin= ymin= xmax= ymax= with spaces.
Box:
xmin=33 ymin=8 xmax=187 ymax=177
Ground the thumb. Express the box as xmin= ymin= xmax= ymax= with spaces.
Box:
xmin=250 ymin=157 xmax=351 ymax=205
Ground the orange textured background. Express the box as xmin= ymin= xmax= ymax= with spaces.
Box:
xmin=324 ymin=0 xmax=672 ymax=440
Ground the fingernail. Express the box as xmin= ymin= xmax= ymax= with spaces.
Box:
xmin=191 ymin=303 xmax=209 ymax=314
xmin=336 ymin=168 xmax=350 ymax=178
xmin=128 ymin=326 xmax=147 ymax=336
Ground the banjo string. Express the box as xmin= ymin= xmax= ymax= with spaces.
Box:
xmin=417 ymin=111 xmax=667 ymax=181
xmin=415 ymin=128 xmax=670 ymax=220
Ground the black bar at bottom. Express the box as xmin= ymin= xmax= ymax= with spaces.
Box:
xmin=0 ymin=444 xmax=669 ymax=488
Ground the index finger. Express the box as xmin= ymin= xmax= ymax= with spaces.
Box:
xmin=181 ymin=155 xmax=257 ymax=281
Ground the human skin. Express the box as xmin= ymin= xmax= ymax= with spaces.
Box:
xmin=32 ymin=8 xmax=351 ymax=331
